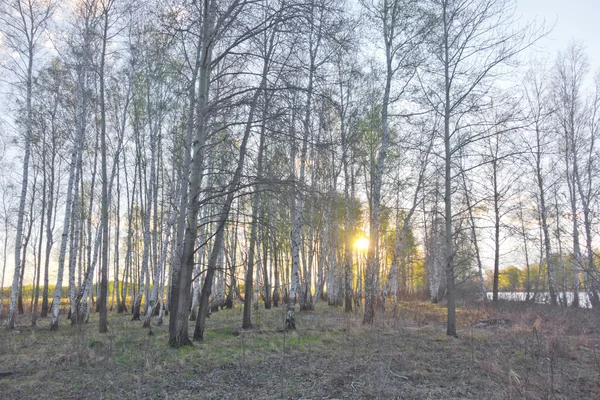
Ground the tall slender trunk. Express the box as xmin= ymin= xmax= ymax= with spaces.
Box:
xmin=18 ymin=188 xmax=36 ymax=315
xmin=41 ymin=122 xmax=57 ymax=318
xmin=554 ymin=192 xmax=568 ymax=306
xmin=272 ymin=231 xmax=279 ymax=307
xmin=463 ymin=174 xmax=486 ymax=298
xmin=343 ymin=152 xmax=355 ymax=312
xmin=169 ymin=1 xmax=215 ymax=347
xmin=131 ymin=127 xmax=148 ymax=320
xmin=573 ymin=111 xmax=599 ymax=306
xmin=364 ymin=4 xmax=393 ymax=324
xmin=261 ymin=206 xmax=271 ymax=310
xmin=145 ymin=210 xmax=174 ymax=328
xmin=301 ymin=169 xmax=315 ymax=311
xmin=114 ymin=172 xmax=121 ymax=312
xmin=75 ymin=76 xmax=125 ymax=325
xmin=193 ymin=70 xmax=262 ymax=341
xmin=242 ymin=105 xmax=267 ymax=328
xmin=288 ymin=33 xmax=319 ymax=329
xmin=287 ymin=105 xmax=304 ymax=330
xmin=1 ymin=216 xmax=8 ymax=318
xmin=314 ymin=189 xmax=332 ymax=308
xmin=225 ymin=206 xmax=239 ymax=309
xmin=578 ymin=188 xmax=598 ymax=308
xmin=71 ymin=127 xmax=97 ymax=324
xmin=122 ymin=150 xmax=135 ymax=313
xmin=32 ymin=146 xmax=47 ymax=325
xmin=492 ymin=159 xmax=500 ymax=302
xmin=383 ymin=150 xmax=430 ymax=307
xmin=84 ymin=138 xmax=98 ymax=308
xmin=565 ymin=132 xmax=581 ymax=307
xmin=7 ymin=34 xmax=34 ymax=330
xmin=144 ymin=109 xmax=164 ymax=327
xmin=50 ymin=60 xmax=86 ymax=330
xmin=168 ymin=26 xmax=205 ymax=347
xmin=534 ymin=124 xmax=557 ymax=306
xmin=518 ymin=199 xmax=532 ymax=301
xmin=98 ymin=5 xmax=110 ymax=333
xmin=443 ymin=4 xmax=457 ymax=336
xmin=135 ymin=72 xmax=159 ymax=324
xmin=341 ymin=88 xmax=353 ymax=312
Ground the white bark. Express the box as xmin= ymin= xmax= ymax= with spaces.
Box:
xmin=50 ymin=60 xmax=86 ymax=330
xmin=4 ymin=0 xmax=53 ymax=329
xmin=144 ymin=210 xmax=175 ymax=328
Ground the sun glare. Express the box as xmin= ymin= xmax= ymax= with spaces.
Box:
xmin=354 ymin=237 xmax=369 ymax=252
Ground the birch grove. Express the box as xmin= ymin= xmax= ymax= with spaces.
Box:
xmin=0 ymin=0 xmax=599 ymax=347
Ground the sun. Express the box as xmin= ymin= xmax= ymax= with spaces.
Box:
xmin=354 ymin=237 xmax=369 ymax=252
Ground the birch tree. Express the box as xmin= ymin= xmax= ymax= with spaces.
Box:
xmin=2 ymin=0 xmax=54 ymax=329
xmin=522 ymin=63 xmax=559 ymax=306
xmin=194 ymin=0 xmax=284 ymax=340
xmin=360 ymin=0 xmax=428 ymax=324
xmin=242 ymin=10 xmax=279 ymax=329
xmin=553 ymin=43 xmax=590 ymax=308
xmin=169 ymin=0 xmax=216 ymax=348
xmin=381 ymin=125 xmax=433 ymax=308
xmin=578 ymin=72 xmax=600 ymax=307
xmin=334 ymin=45 xmax=361 ymax=313
xmin=50 ymin=0 xmax=95 ymax=330
xmin=37 ymin=61 xmax=66 ymax=319
xmin=423 ymin=0 xmax=544 ymax=336
xmin=98 ymin=0 xmax=116 ymax=334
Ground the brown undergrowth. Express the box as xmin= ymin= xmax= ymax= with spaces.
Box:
xmin=0 ymin=299 xmax=598 ymax=399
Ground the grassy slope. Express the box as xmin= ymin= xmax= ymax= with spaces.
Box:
xmin=0 ymin=300 xmax=599 ymax=399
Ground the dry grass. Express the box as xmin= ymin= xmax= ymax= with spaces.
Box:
xmin=0 ymin=299 xmax=599 ymax=399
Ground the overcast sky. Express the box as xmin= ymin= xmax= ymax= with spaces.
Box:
xmin=517 ymin=0 xmax=600 ymax=70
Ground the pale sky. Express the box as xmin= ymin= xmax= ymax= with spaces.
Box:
xmin=516 ymin=0 xmax=600 ymax=70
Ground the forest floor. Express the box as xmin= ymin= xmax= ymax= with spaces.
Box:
xmin=1 ymin=299 xmax=599 ymax=399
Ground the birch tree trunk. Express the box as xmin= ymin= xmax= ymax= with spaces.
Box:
xmin=50 ymin=57 xmax=87 ymax=330
xmin=554 ymin=44 xmax=590 ymax=308
xmin=169 ymin=0 xmax=215 ymax=347
xmin=0 ymin=206 xmax=9 ymax=319
xmin=534 ymin=126 xmax=558 ymax=306
xmin=41 ymin=102 xmax=58 ymax=318
xmin=5 ymin=0 xmax=52 ymax=329
xmin=68 ymin=154 xmax=85 ymax=323
xmin=363 ymin=5 xmax=393 ymax=324
xmin=287 ymin=104 xmax=304 ymax=330
xmin=442 ymin=8 xmax=457 ymax=334
xmin=575 ymin=78 xmax=600 ymax=307
xmin=262 ymin=205 xmax=272 ymax=309
xmin=131 ymin=125 xmax=150 ymax=321
xmin=462 ymin=173 xmax=487 ymax=298
xmin=98 ymin=0 xmax=112 ymax=333
xmin=430 ymin=0 xmax=545 ymax=335
xmin=287 ymin=4 xmax=320 ymax=328
xmin=554 ymin=191 xmax=567 ymax=306
xmin=32 ymin=135 xmax=48 ymax=326
xmin=114 ymin=165 xmax=121 ymax=312
xmin=242 ymin=94 xmax=268 ymax=328
xmin=193 ymin=66 xmax=265 ymax=341
xmin=492 ymin=158 xmax=500 ymax=302
xmin=144 ymin=210 xmax=175 ymax=328
xmin=122 ymin=149 xmax=136 ymax=313
xmin=382 ymin=139 xmax=431 ymax=307
xmin=167 ymin=18 xmax=205 ymax=346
